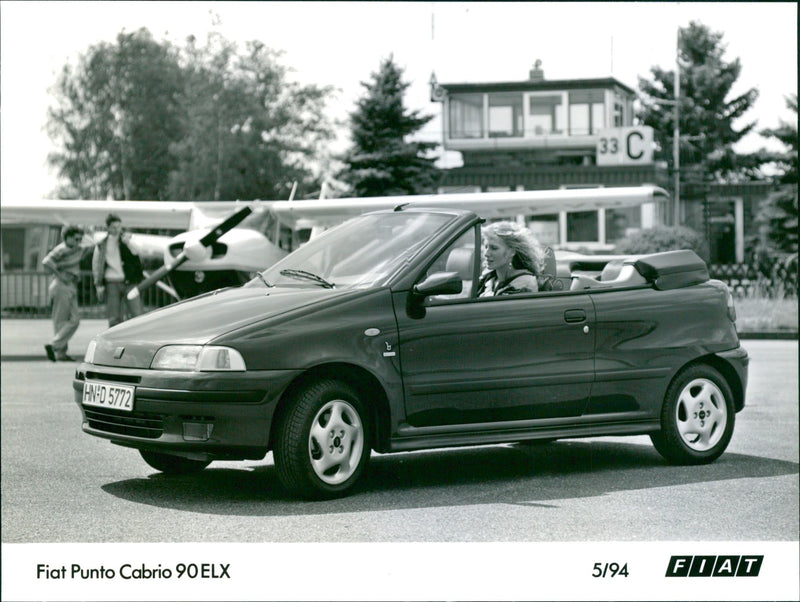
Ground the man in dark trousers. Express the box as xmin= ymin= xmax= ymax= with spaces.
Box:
xmin=92 ymin=213 xmax=144 ymax=327
xmin=42 ymin=224 xmax=94 ymax=361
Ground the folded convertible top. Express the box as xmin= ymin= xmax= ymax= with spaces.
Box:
xmin=633 ymin=250 xmax=709 ymax=290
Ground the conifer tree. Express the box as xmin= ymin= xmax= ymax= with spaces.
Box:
xmin=340 ymin=56 xmax=439 ymax=197
xmin=758 ymin=94 xmax=798 ymax=185
xmin=637 ymin=21 xmax=759 ymax=181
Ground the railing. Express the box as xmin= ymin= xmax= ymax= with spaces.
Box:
xmin=709 ymin=258 xmax=798 ymax=299
xmin=1 ymin=271 xmax=176 ymax=318
xmin=4 ymin=259 xmax=796 ymax=319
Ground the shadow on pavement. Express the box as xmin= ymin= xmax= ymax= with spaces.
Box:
xmin=101 ymin=440 xmax=799 ymax=516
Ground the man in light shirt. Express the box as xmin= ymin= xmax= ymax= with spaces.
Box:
xmin=42 ymin=224 xmax=94 ymax=361
xmin=92 ymin=213 xmax=144 ymax=327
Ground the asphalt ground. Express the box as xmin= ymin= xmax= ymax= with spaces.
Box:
xmin=0 ymin=329 xmax=796 ymax=543
xmin=2 ymin=326 xmax=797 ymax=601
xmin=1 ymin=318 xmax=108 ymax=361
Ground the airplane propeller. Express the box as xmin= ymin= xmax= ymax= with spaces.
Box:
xmin=127 ymin=205 xmax=253 ymax=301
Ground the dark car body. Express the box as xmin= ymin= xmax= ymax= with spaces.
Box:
xmin=73 ymin=208 xmax=748 ymax=498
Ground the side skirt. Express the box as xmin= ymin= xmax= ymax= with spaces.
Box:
xmin=389 ymin=415 xmax=660 ymax=453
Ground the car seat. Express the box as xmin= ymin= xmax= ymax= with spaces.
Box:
xmin=444 ymin=247 xmax=475 ymax=298
xmin=538 ymin=246 xmax=563 ymax=291
xmin=445 ymin=247 xmax=475 ymax=281
xmin=599 ymin=259 xmax=625 ymax=281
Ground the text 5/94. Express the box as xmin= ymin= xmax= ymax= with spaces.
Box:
xmin=592 ymin=562 xmax=629 ymax=578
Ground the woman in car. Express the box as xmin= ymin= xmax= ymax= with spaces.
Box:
xmin=478 ymin=221 xmax=543 ymax=296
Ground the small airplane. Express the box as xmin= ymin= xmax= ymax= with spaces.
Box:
xmin=1 ymin=186 xmax=669 ymax=300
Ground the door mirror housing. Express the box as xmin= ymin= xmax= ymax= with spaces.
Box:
xmin=414 ymin=272 xmax=463 ymax=297
xmin=407 ymin=272 xmax=463 ymax=319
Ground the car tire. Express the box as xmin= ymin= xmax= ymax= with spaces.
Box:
xmin=273 ymin=379 xmax=370 ymax=500
xmin=650 ymin=364 xmax=735 ymax=465
xmin=140 ymin=450 xmax=211 ymax=474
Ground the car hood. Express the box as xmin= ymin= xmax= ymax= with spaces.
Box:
xmin=89 ymin=285 xmax=346 ymax=368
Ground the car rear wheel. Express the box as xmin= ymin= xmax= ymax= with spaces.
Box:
xmin=273 ymin=379 xmax=370 ymax=499
xmin=650 ymin=364 xmax=735 ymax=465
xmin=140 ymin=450 xmax=211 ymax=474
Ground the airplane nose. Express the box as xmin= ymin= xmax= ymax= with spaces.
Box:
xmin=184 ymin=239 xmax=211 ymax=262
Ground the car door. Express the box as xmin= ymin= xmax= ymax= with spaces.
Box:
xmin=395 ymin=242 xmax=596 ymax=429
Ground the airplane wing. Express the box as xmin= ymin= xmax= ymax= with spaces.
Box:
xmin=3 ymin=186 xmax=669 ymax=301
xmin=0 ymin=199 xmax=196 ymax=230
xmin=2 ymin=185 xmax=668 ymax=231
xmin=269 ymin=185 xmax=669 ymax=228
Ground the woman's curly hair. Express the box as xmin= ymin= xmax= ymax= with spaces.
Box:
xmin=483 ymin=221 xmax=545 ymax=276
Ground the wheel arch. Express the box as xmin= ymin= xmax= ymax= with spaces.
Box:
xmin=270 ymin=362 xmax=392 ymax=453
xmin=678 ymin=354 xmax=745 ymax=412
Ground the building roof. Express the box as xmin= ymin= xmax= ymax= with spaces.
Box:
xmin=439 ymin=77 xmax=637 ymax=96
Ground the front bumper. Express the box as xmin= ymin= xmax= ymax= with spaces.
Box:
xmin=73 ymin=362 xmax=302 ymax=460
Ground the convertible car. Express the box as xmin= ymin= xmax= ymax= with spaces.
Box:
xmin=73 ymin=207 xmax=748 ymax=499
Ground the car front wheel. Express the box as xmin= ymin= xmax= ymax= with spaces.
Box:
xmin=140 ymin=450 xmax=211 ymax=474
xmin=273 ymin=379 xmax=370 ymax=499
xmin=650 ymin=364 xmax=735 ymax=465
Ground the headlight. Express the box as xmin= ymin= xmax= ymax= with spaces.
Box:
xmin=197 ymin=346 xmax=246 ymax=371
xmin=151 ymin=345 xmax=246 ymax=371
xmin=84 ymin=339 xmax=97 ymax=363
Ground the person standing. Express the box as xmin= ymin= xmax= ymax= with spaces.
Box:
xmin=92 ymin=213 xmax=144 ymax=328
xmin=42 ymin=224 xmax=93 ymax=361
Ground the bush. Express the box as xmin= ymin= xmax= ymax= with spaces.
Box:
xmin=615 ymin=226 xmax=710 ymax=262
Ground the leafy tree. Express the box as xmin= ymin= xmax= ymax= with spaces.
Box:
xmin=615 ymin=225 xmax=710 ymax=262
xmin=168 ymin=34 xmax=335 ymax=201
xmin=47 ymin=28 xmax=335 ymax=202
xmin=637 ymin=21 xmax=759 ymax=181
xmin=47 ymin=29 xmax=184 ymax=200
xmin=340 ymin=56 xmax=439 ymax=197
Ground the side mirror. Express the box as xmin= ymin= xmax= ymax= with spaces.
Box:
xmin=414 ymin=271 xmax=463 ymax=297
xmin=407 ymin=272 xmax=463 ymax=319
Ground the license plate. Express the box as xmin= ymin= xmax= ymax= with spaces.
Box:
xmin=82 ymin=381 xmax=135 ymax=412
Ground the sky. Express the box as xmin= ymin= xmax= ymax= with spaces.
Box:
xmin=1 ymin=1 xmax=797 ymax=199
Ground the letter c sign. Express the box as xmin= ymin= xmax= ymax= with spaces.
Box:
xmin=596 ymin=126 xmax=654 ymax=166
xmin=626 ymin=131 xmax=644 ymax=160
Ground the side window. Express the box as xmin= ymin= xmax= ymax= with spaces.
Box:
xmin=422 ymin=228 xmax=478 ymax=303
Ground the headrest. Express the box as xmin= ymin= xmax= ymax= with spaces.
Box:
xmin=446 ymin=247 xmax=474 ymax=280
xmin=600 ymin=259 xmax=625 ymax=281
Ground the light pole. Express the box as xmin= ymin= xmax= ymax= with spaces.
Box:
xmin=673 ymin=27 xmax=681 ymax=226
xmin=644 ymin=91 xmax=680 ymax=225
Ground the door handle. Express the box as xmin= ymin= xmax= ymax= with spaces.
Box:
xmin=564 ymin=309 xmax=586 ymax=323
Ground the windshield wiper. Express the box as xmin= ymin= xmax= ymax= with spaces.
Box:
xmin=255 ymin=271 xmax=274 ymax=288
xmin=279 ymin=269 xmax=335 ymax=289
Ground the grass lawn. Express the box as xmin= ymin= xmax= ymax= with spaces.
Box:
xmin=735 ymin=295 xmax=798 ymax=333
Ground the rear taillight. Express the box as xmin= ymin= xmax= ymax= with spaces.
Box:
xmin=726 ymin=287 xmax=737 ymax=322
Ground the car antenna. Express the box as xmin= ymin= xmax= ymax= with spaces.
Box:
xmin=394 ymin=203 xmax=410 ymax=212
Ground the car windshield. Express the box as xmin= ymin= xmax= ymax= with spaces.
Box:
xmin=246 ymin=212 xmax=452 ymax=289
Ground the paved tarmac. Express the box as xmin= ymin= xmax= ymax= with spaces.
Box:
xmin=1 ymin=318 xmax=109 ymax=361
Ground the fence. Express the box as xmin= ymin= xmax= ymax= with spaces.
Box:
xmin=1 ymin=271 xmax=176 ymax=318
xmin=3 ymin=259 xmax=796 ymax=319
xmin=709 ymin=257 xmax=798 ymax=299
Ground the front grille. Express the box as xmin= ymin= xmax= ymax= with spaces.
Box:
xmin=86 ymin=371 xmax=141 ymax=384
xmin=84 ymin=407 xmax=165 ymax=439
